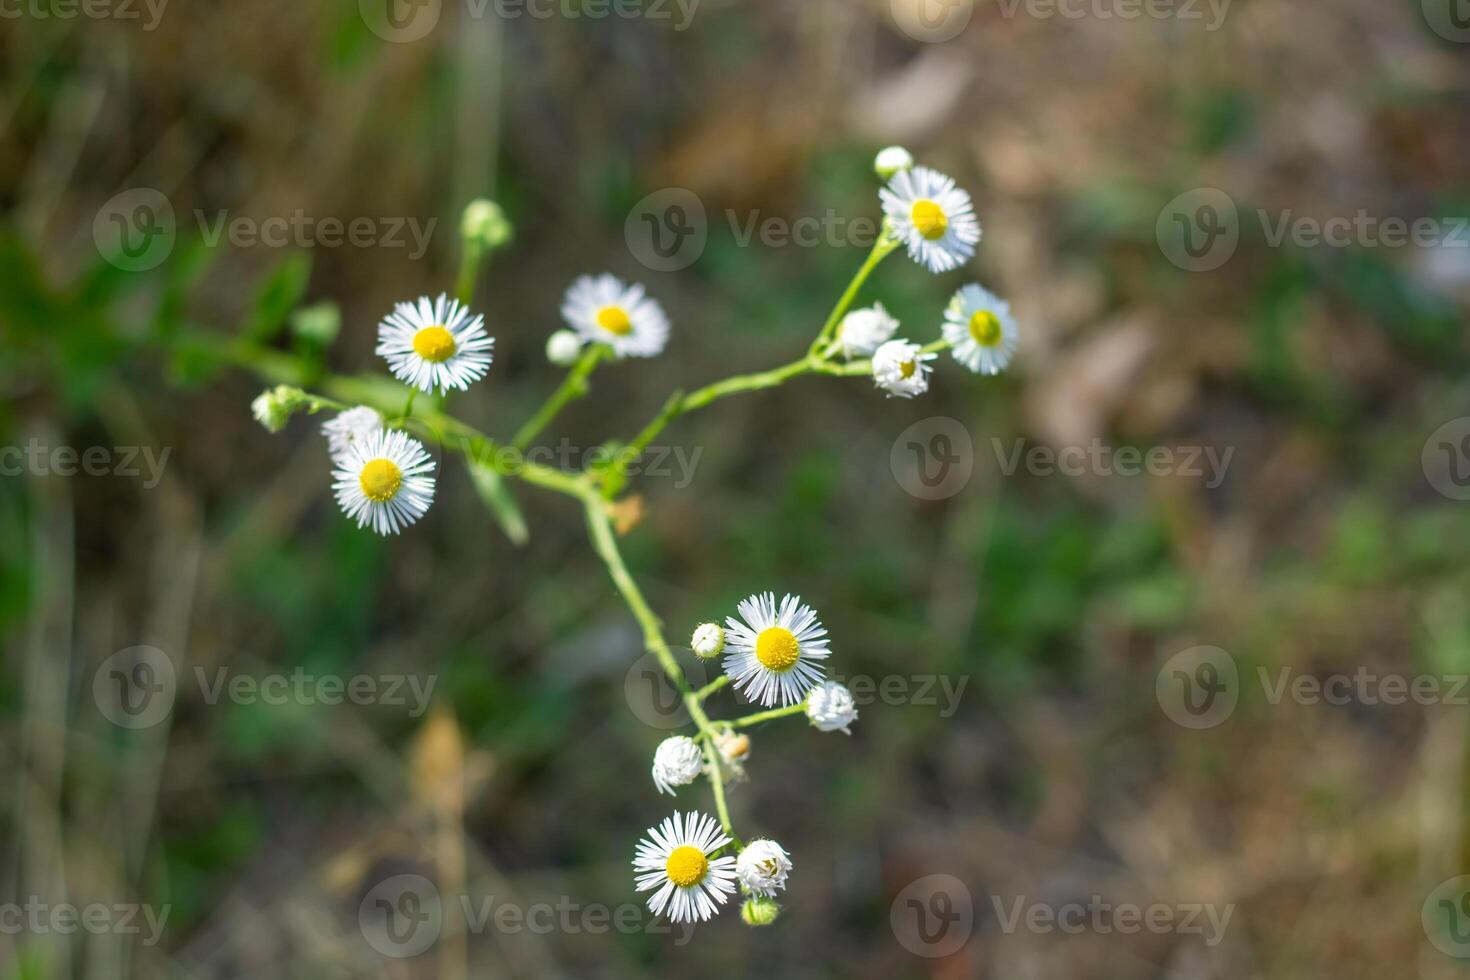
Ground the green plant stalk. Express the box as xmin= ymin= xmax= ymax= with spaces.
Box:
xmin=455 ymin=239 xmax=485 ymax=306
xmin=808 ymin=232 xmax=899 ymax=357
xmin=729 ymin=703 xmax=808 ymax=729
xmin=511 ymin=344 xmax=607 ymax=451
xmin=694 ymin=675 xmax=730 ymax=701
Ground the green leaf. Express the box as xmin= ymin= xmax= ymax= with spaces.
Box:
xmin=466 ymin=457 xmax=530 ymax=547
xmin=244 ymin=253 xmax=312 ymax=342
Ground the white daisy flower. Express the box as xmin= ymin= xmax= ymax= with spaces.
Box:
xmin=835 ymin=302 xmax=899 ymax=359
xmin=331 ymin=429 xmax=436 ymax=536
xmin=633 ymin=811 xmax=738 ymax=923
xmin=872 ymin=339 xmax=936 ymax=399
xmin=651 ymin=736 xmax=704 ymax=795
xmin=943 ymin=283 xmax=1019 ymax=375
xmin=736 ymin=839 xmax=792 ymax=898
xmin=376 ymin=293 xmax=494 ymax=395
xmin=879 ymin=165 xmax=981 ymax=274
xmin=561 ymin=274 xmax=670 ymax=358
xmin=546 ymin=329 xmax=583 ymax=366
xmin=691 ymin=623 xmax=725 ymax=659
xmin=874 ymin=145 xmax=915 ymax=180
xmin=806 ymin=680 xmax=858 ymax=734
xmin=722 ymin=592 xmax=831 ymax=708
xmin=321 ymin=406 xmax=384 ymax=459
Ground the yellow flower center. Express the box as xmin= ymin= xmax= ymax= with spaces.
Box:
xmin=358 ymin=458 xmax=403 ymax=503
xmin=900 ymin=360 xmax=917 ymax=379
xmin=595 ymin=306 xmax=633 ymax=336
xmin=968 ymin=310 xmax=1002 ymax=347
xmin=665 ymin=846 xmax=708 ymax=888
xmin=755 ymin=626 xmax=800 ymax=672
xmin=412 ymin=325 xmax=457 ymax=363
xmin=911 ymin=199 xmax=948 ymax=241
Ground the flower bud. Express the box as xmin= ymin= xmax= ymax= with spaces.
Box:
xmin=460 ymin=198 xmax=513 ymax=251
xmin=691 ymin=623 xmax=724 ymax=659
xmin=546 ymin=329 xmax=583 ymax=366
xmin=874 ymin=145 xmax=914 ymax=180
xmin=741 ymin=896 xmax=781 ymax=926
xmin=250 ymin=385 xmax=308 ymax=434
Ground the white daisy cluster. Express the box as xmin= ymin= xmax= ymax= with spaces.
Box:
xmin=839 ymin=146 xmax=1021 ymax=397
xmin=636 ymin=592 xmax=860 ymax=926
xmin=239 ymin=174 xmax=1022 ymax=931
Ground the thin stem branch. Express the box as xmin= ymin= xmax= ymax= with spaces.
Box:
xmin=455 ymin=240 xmax=484 ymax=306
xmin=729 ymin=703 xmax=807 ymax=729
xmin=511 ymin=345 xmax=607 ymax=451
xmin=694 ymin=675 xmax=730 ymax=701
xmin=808 ymin=233 xmax=899 ymax=357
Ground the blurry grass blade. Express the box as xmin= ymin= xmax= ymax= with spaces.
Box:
xmin=245 ymin=252 xmax=312 ymax=342
xmin=466 ymin=457 xmax=529 ymax=546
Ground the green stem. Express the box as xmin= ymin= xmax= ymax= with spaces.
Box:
xmin=455 ymin=239 xmax=485 ymax=306
xmin=694 ymin=675 xmax=730 ymax=701
xmin=808 ymin=233 xmax=899 ymax=357
xmin=700 ymin=735 xmax=738 ymax=843
xmin=599 ymin=356 xmax=820 ymax=499
xmin=729 ymin=702 xmax=808 ymax=729
xmin=511 ymin=345 xmax=607 ymax=451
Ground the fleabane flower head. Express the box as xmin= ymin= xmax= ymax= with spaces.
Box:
xmin=836 ymin=303 xmax=899 ymax=359
xmin=691 ymin=622 xmax=725 ymax=659
xmin=872 ymin=339 xmax=936 ymax=399
xmin=736 ymin=839 xmax=792 ymax=898
xmin=331 ymin=428 xmax=436 ymax=536
xmin=806 ymin=680 xmax=858 ymax=734
xmin=561 ymin=274 xmax=669 ymax=358
xmin=723 ymin=592 xmax=831 ymax=707
xmin=322 ymin=406 xmax=384 ymax=459
xmin=874 ymin=145 xmax=915 ymax=180
xmin=376 ymin=293 xmax=494 ymax=395
xmin=652 ymin=735 xmax=704 ymax=795
xmin=880 ymin=165 xmax=981 ymax=274
xmin=633 ymin=811 xmax=738 ymax=923
xmin=943 ymin=283 xmax=1019 ymax=376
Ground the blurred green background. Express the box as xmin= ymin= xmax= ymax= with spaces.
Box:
xmin=3 ymin=0 xmax=1470 ymax=977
